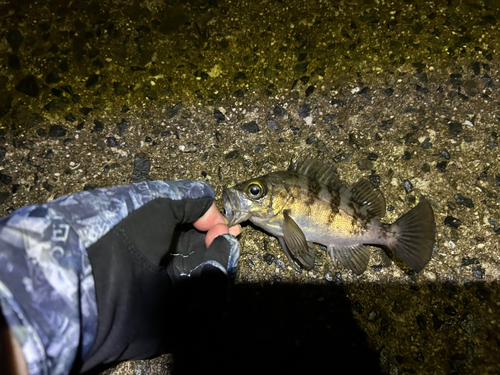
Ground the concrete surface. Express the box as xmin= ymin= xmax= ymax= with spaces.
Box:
xmin=1 ymin=0 xmax=499 ymax=374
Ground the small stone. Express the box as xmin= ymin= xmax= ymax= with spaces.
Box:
xmin=454 ymin=194 xmax=474 ymax=208
xmin=436 ymin=161 xmax=447 ymax=172
xmin=6 ymin=29 xmax=24 ymax=51
xmin=384 ymin=88 xmax=393 ymax=97
xmin=76 ymin=122 xmax=84 ymax=131
xmin=414 ymin=71 xmax=428 ymax=85
xmin=305 ymin=85 xmax=314 ymax=97
xmin=117 ymin=119 xmax=128 ymax=136
xmin=48 ymin=125 xmax=66 ymax=137
xmin=161 ymin=131 xmax=171 ymax=137
xmin=368 ymin=174 xmax=380 ymax=188
xmin=351 ymin=300 xmax=364 ymax=314
xmin=241 ymin=121 xmax=260 ymax=133
xmin=294 ymin=62 xmax=309 ymax=73
xmin=403 ymin=180 xmax=413 ymax=194
xmin=306 ymin=136 xmax=316 ymax=145
xmin=356 ymin=159 xmax=373 ymax=171
xmin=416 ymin=315 xmax=427 ymax=330
xmin=214 ymin=109 xmax=225 ymax=123
xmin=450 ymin=73 xmax=463 ymax=86
xmin=461 ymin=314 xmax=482 ymax=334
xmin=379 ymin=119 xmax=394 ymax=131
xmin=166 ymin=102 xmax=182 ymax=119
xmin=470 ymin=62 xmax=481 ymax=75
xmin=130 ymin=156 xmax=152 ymax=183
xmin=42 ymin=181 xmax=53 ymax=192
xmin=65 ymin=113 xmax=76 ymax=123
xmin=462 ymin=257 xmax=479 ymax=266
xmin=441 ymin=150 xmax=451 ymax=159
xmin=472 ymin=266 xmax=485 ymax=279
xmin=252 ymin=144 xmax=266 ymax=153
xmin=225 ymin=150 xmax=240 ymax=160
xmin=421 ymin=137 xmax=432 ymax=149
xmin=263 ymin=253 xmax=275 ymax=265
xmin=331 ymin=99 xmax=345 ymax=107
xmin=402 ymin=151 xmax=412 ymax=160
xmin=45 ymin=72 xmax=61 ymax=84
xmin=367 ymin=152 xmax=378 ymax=161
xmin=233 ymin=72 xmax=247 ymax=81
xmin=0 ymin=173 xmax=12 ymax=185
xmin=330 ymin=124 xmax=339 ymax=132
xmin=463 ymin=80 xmax=478 ymax=96
xmin=324 ymin=114 xmax=337 ymax=124
xmin=15 ymin=75 xmax=39 ymax=97
xmin=290 ymin=126 xmax=300 ymax=135
xmin=91 ymin=120 xmax=104 ymax=133
xmin=0 ymin=148 xmax=5 ymax=161
xmin=298 ymin=104 xmax=310 ymax=118
xmin=299 ymin=75 xmax=309 ymax=84
xmin=375 ymin=133 xmax=382 ymax=141
xmin=8 ymin=54 xmax=21 ymax=70
xmin=80 ymin=107 xmax=92 ymax=115
xmin=444 ymin=306 xmax=457 ymax=316
xmin=448 ymin=122 xmax=463 ymax=135
xmin=234 ymin=89 xmax=244 ymax=97
xmin=444 ymin=216 xmax=462 ymax=229
xmin=145 ymin=136 xmax=152 ymax=143
xmin=273 ymin=106 xmax=286 ymax=117
xmin=44 ymin=98 xmax=70 ymax=112
xmin=475 ymin=286 xmax=490 ymax=302
xmin=107 ymin=137 xmax=119 ymax=147
xmin=86 ymin=74 xmax=100 ymax=88
xmin=266 ymin=119 xmax=282 ymax=131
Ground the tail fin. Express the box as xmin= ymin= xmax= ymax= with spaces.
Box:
xmin=388 ymin=200 xmax=435 ymax=272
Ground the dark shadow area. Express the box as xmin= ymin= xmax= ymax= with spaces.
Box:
xmin=171 ymin=282 xmax=381 ymax=375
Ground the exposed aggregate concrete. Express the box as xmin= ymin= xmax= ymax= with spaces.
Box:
xmin=1 ymin=0 xmax=500 ymax=374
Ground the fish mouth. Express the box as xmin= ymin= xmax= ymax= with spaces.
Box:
xmin=223 ymin=187 xmax=251 ymax=226
xmin=222 ymin=188 xmax=236 ymax=225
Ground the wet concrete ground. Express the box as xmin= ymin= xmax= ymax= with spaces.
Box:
xmin=1 ymin=0 xmax=500 ymax=374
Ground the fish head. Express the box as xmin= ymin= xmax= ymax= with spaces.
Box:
xmin=223 ymin=174 xmax=288 ymax=226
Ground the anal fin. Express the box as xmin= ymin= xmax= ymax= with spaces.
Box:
xmin=328 ymin=244 xmax=370 ymax=275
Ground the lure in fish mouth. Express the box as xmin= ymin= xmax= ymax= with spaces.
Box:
xmin=222 ymin=154 xmax=436 ymax=275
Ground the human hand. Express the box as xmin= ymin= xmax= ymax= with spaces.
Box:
xmin=0 ymin=180 xmax=240 ymax=375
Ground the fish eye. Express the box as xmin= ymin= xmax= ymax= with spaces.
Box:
xmin=247 ymin=182 xmax=265 ymax=198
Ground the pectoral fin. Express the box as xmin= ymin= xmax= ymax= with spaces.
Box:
xmin=328 ymin=244 xmax=370 ymax=275
xmin=280 ymin=210 xmax=316 ymax=269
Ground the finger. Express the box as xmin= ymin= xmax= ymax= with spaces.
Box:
xmin=229 ymin=224 xmax=241 ymax=237
xmin=193 ymin=203 xmax=226 ymax=232
xmin=205 ymin=223 xmax=229 ymax=248
xmin=204 ymin=223 xmax=241 ymax=248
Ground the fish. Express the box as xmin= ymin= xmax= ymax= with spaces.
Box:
xmin=223 ymin=154 xmax=436 ymax=275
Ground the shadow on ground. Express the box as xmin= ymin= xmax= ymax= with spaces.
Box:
xmin=171 ymin=282 xmax=380 ymax=375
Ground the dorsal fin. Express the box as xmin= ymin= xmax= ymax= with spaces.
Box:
xmin=289 ymin=154 xmax=343 ymax=191
xmin=341 ymin=178 xmax=386 ymax=218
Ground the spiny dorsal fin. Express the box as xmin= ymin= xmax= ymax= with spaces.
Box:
xmin=289 ymin=154 xmax=343 ymax=191
xmin=342 ymin=178 xmax=386 ymax=219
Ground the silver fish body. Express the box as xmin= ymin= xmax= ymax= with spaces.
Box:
xmin=223 ymin=154 xmax=436 ymax=274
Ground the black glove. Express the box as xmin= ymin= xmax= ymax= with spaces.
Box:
xmin=80 ymin=181 xmax=239 ymax=372
xmin=0 ymin=180 xmax=239 ymax=375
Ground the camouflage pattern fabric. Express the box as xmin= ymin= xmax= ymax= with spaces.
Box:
xmin=0 ymin=180 xmax=238 ymax=375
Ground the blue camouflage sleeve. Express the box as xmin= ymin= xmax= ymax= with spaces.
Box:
xmin=0 ymin=180 xmax=216 ymax=375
